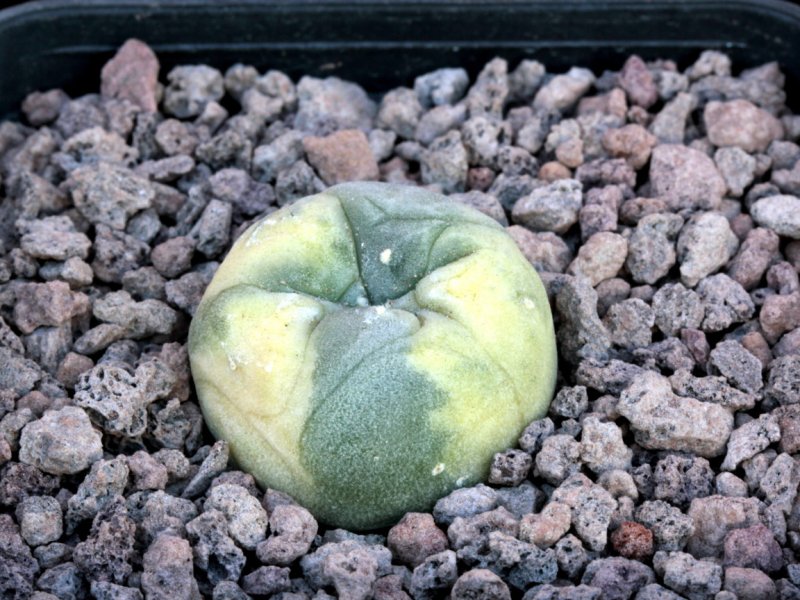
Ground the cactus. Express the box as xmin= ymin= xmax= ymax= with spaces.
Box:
xmin=188 ymin=182 xmax=557 ymax=530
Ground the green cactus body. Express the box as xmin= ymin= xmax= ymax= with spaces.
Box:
xmin=188 ymin=182 xmax=557 ymax=530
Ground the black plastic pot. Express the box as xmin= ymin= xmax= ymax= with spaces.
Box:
xmin=1 ymin=0 xmax=800 ymax=120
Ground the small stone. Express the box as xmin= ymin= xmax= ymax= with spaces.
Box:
xmin=556 ymin=277 xmax=612 ymax=364
xmin=512 ymin=179 xmax=582 ymax=234
xmin=451 ymin=569 xmax=510 ymax=600
xmin=447 ymin=507 xmax=519 ymax=550
xmin=487 ymin=449 xmax=532 ymax=486
xmin=150 ymin=236 xmax=194 ymax=279
xmin=240 ymin=566 xmax=291 ymax=596
xmin=92 ymin=224 xmax=150 ymax=283
xmin=376 ymin=88 xmax=422 ymax=139
xmin=35 ymin=563 xmax=86 ymax=600
xmin=66 ymin=456 xmax=129 ymax=531
xmin=101 ymin=39 xmax=159 ymax=112
xmin=295 ymin=76 xmax=375 ymax=135
xmin=610 ymin=521 xmax=653 ymax=561
xmin=127 ymin=451 xmax=168 ymax=491
xmin=652 ymin=453 xmax=714 ymax=508
xmin=709 ymin=340 xmax=763 ymax=394
xmin=535 ymin=434 xmax=581 ymax=485
xmin=625 ymin=213 xmax=684 ymax=285
xmin=696 ymin=273 xmax=755 ymax=332
xmin=760 ymin=291 xmax=800 ymax=344
xmin=519 ymin=501 xmax=571 ymax=548
xmin=18 ymin=216 xmax=91 ymax=262
xmin=634 ymin=500 xmax=694 ymax=552
xmin=386 ymin=513 xmax=448 ymax=568
xmin=507 ymin=227 xmax=572 ymax=273
xmin=256 ymin=504 xmax=318 ymax=566
xmin=72 ymin=495 xmax=136 ymax=584
xmin=141 ymin=534 xmax=199 ymax=600
xmin=90 ymin=582 xmax=143 ymax=600
xmin=687 ymin=495 xmax=762 ymax=558
xmin=567 ymin=232 xmax=628 ymax=286
xmin=533 ymin=67 xmax=595 ymax=113
xmin=714 ymin=147 xmax=756 ymax=197
xmin=722 ymin=415 xmax=780 ymax=473
xmin=15 ymin=495 xmax=62 ymax=547
xmin=598 ymin=470 xmax=638 ymax=501
xmin=551 ymin=474 xmax=617 ymax=552
xmin=465 ymin=58 xmax=509 ymax=117
xmin=204 ymin=483 xmax=268 ymax=551
xmin=603 ymin=298 xmax=655 ymax=350
xmin=185 ymin=509 xmax=245 ymax=585
xmin=579 ymin=416 xmax=632 ymax=474
xmin=723 ymin=524 xmax=783 ymax=573
xmin=303 ymin=129 xmax=379 ymax=185
xmin=727 ymin=227 xmax=780 ymax=290
xmin=659 ymin=551 xmax=723 ymax=600
xmin=69 ymin=162 xmax=153 ymax=229
xmin=420 ymin=130 xmax=468 ymax=193
xmin=766 ymin=355 xmax=800 ymax=406
xmin=704 ymin=99 xmax=783 ymax=153
xmin=409 ymin=550 xmax=458 ymax=599
xmin=19 ymin=407 xmax=102 ymax=475
xmin=750 ymin=194 xmax=800 ymax=239
xmin=180 ymin=439 xmax=228 ymax=499
xmin=549 ymin=386 xmax=589 ymax=420
xmin=677 ymin=212 xmax=739 ymax=288
xmin=601 ymin=123 xmax=657 ymax=169
xmin=617 ymin=371 xmax=733 ymax=457
xmin=759 ymin=452 xmax=799 ymax=512
xmin=416 ymin=104 xmax=468 ymax=146
xmin=163 ymin=65 xmax=224 ymax=118
xmin=12 ymin=281 xmax=90 ymax=336
xmin=581 ymin=557 xmax=655 ymax=599
xmin=723 ymin=566 xmax=777 ymax=600
xmin=649 ymin=144 xmax=726 ymax=210
xmin=414 ymin=68 xmax=469 ymax=107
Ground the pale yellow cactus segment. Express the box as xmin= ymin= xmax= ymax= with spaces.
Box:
xmin=190 ymin=287 xmax=324 ymax=494
xmin=414 ymin=224 xmax=557 ymax=425
xmin=202 ymin=192 xmax=359 ymax=303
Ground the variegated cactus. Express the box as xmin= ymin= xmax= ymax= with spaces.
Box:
xmin=188 ymin=182 xmax=557 ymax=530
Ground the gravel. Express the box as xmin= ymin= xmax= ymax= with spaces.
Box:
xmin=1 ymin=39 xmax=800 ymax=598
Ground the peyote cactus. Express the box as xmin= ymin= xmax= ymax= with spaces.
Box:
xmin=188 ymin=182 xmax=557 ymax=530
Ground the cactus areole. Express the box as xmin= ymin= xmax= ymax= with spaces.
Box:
xmin=188 ymin=182 xmax=557 ymax=530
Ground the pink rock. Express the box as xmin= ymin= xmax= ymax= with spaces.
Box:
xmin=101 ymin=39 xmax=160 ymax=113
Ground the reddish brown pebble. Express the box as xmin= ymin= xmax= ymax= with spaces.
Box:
xmin=680 ymin=328 xmax=710 ymax=365
xmin=302 ymin=129 xmax=379 ymax=185
xmin=610 ymin=521 xmax=653 ymax=560
xmin=101 ymin=39 xmax=160 ymax=113
xmin=602 ymin=124 xmax=657 ymax=169
xmin=740 ymin=331 xmax=772 ymax=370
xmin=387 ymin=513 xmax=449 ymax=567
xmin=539 ymin=161 xmax=571 ymax=182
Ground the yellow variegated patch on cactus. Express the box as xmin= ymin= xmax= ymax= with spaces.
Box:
xmin=188 ymin=182 xmax=557 ymax=530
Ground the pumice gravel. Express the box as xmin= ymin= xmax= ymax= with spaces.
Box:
xmin=1 ymin=38 xmax=800 ymax=599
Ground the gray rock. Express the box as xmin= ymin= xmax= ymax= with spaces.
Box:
xmin=240 ymin=566 xmax=291 ymax=596
xmin=512 ymin=178 xmax=582 ymax=234
xmin=35 ymin=562 xmax=86 ymax=600
xmin=18 ymin=216 xmax=91 ymax=261
xmin=92 ymin=224 xmax=150 ymax=283
xmin=626 ymin=213 xmax=684 ymax=285
xmin=709 ymin=340 xmax=763 ymax=394
xmin=141 ymin=533 xmax=200 ymax=600
xmin=603 ymin=298 xmax=655 ymax=350
xmin=163 ymin=65 xmax=224 ymax=118
xmin=451 ymin=569 xmax=510 ymax=600
xmin=549 ymin=386 xmax=589 ymax=420
xmin=15 ymin=495 xmax=63 ymax=546
xmin=555 ymin=276 xmax=611 ymax=364
xmin=66 ymin=456 xmax=129 ymax=532
xmin=723 ymin=566 xmax=777 ymax=600
xmin=377 ymin=88 xmax=422 ymax=139
xmin=204 ymin=483 xmax=268 ymax=551
xmin=181 ymin=439 xmax=229 ymax=498
xmin=257 ymin=504 xmax=318 ymax=566
xmin=409 ymin=549 xmax=458 ymax=599
xmin=69 ymin=162 xmax=153 ymax=229
xmin=415 ymin=103 xmax=468 ymax=145
xmin=551 ymin=474 xmax=617 ymax=551
xmin=658 ymin=551 xmax=722 ymax=600
xmin=581 ymin=557 xmax=655 ymax=600
xmin=72 ymin=495 xmax=136 ymax=584
xmin=295 ymin=76 xmax=376 ymax=135
xmin=535 ymin=434 xmax=581 ymax=485
xmin=466 ymin=58 xmax=509 ymax=117
xmin=533 ymin=67 xmax=595 ymax=113
xmin=652 ymin=454 xmax=714 ymax=508
xmin=714 ymin=146 xmax=756 ymax=197
xmin=697 ymin=273 xmax=755 ymax=332
xmin=90 ymin=581 xmax=143 ymax=600
xmin=618 ymin=371 xmax=733 ymax=457
xmin=252 ymin=130 xmax=304 ymax=182
xmin=420 ymin=130 xmax=468 ymax=193
xmin=750 ymin=195 xmax=800 ymax=239
xmin=18 ymin=407 xmax=102 ymax=475
xmin=414 ymin=68 xmax=469 ymax=107
xmin=635 ymin=500 xmax=694 ymax=552
xmin=650 ymin=92 xmax=696 ymax=144
xmin=447 ymin=507 xmax=518 ymax=550
xmin=677 ymin=212 xmax=739 ymax=287
xmin=507 ymin=227 xmax=572 ymax=273
xmin=704 ymin=99 xmax=783 ymax=153
xmin=766 ymin=355 xmax=800 ymax=406
xmin=433 ymin=483 xmax=498 ymax=526
xmin=185 ymin=509 xmax=245 ymax=585
xmin=634 ymin=584 xmax=684 ymax=600
xmin=721 ymin=414 xmax=781 ymax=471
xmin=579 ymin=416 xmax=632 ymax=474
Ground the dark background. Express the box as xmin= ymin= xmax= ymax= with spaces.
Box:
xmin=1 ymin=0 xmax=800 ymax=119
